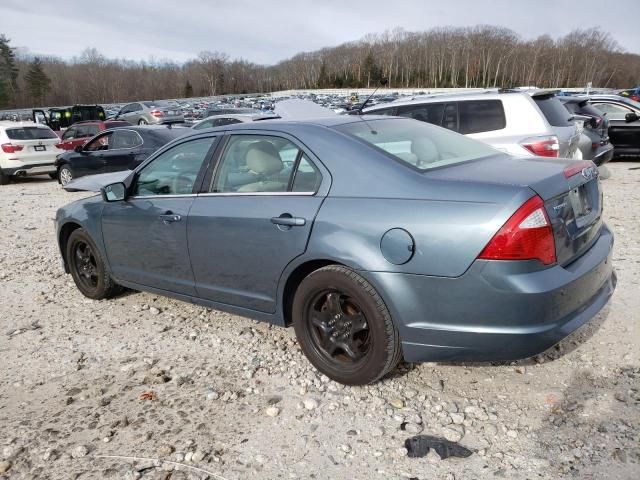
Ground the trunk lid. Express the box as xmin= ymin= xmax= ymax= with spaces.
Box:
xmin=426 ymin=155 xmax=603 ymax=265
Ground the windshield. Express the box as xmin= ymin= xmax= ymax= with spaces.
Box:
xmin=143 ymin=101 xmax=171 ymax=108
xmin=334 ymin=118 xmax=498 ymax=171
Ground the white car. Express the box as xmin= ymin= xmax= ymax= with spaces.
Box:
xmin=364 ymin=90 xmax=581 ymax=159
xmin=0 ymin=122 xmax=61 ymax=185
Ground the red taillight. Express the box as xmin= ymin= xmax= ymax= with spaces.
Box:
xmin=479 ymin=196 xmax=556 ymax=266
xmin=150 ymin=110 xmax=163 ymax=117
xmin=1 ymin=143 xmax=24 ymax=154
xmin=563 ymin=160 xmax=596 ymax=178
xmin=55 ymin=143 xmax=65 ymax=149
xmin=521 ymin=136 xmax=559 ymax=158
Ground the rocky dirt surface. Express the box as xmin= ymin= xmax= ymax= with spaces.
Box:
xmin=0 ymin=163 xmax=638 ymax=480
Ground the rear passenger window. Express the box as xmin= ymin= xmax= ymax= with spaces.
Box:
xmin=396 ymin=104 xmax=444 ymax=126
xmin=212 ymin=135 xmax=296 ymax=193
xmin=534 ymin=96 xmax=573 ymax=127
xmin=458 ymin=100 xmax=506 ymax=134
xmin=292 ymin=155 xmax=321 ymax=193
xmin=211 ymin=135 xmax=321 ymax=194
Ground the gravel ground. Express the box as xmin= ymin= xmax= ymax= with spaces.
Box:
xmin=0 ymin=163 xmax=638 ymax=480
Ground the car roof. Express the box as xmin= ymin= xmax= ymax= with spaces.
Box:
xmin=197 ymin=113 xmax=274 ymax=122
xmin=182 ymin=115 xmax=410 ymax=136
xmin=363 ymin=89 xmax=531 ymax=111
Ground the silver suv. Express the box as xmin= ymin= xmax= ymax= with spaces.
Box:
xmin=364 ymin=90 xmax=580 ymax=159
xmin=114 ymin=101 xmax=184 ymax=125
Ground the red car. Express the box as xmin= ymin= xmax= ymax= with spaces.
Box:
xmin=56 ymin=120 xmax=131 ymax=151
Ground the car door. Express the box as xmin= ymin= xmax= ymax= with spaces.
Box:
xmin=593 ymin=102 xmax=640 ymax=153
xmin=188 ymin=132 xmax=327 ymax=313
xmin=101 ymin=136 xmax=218 ymax=295
xmin=118 ymin=103 xmax=138 ymax=123
xmin=71 ymin=131 xmax=114 ymax=177
xmin=100 ymin=129 xmax=144 ymax=173
xmin=59 ymin=127 xmax=77 ymax=150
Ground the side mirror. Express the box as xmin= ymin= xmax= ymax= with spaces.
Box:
xmin=101 ymin=182 xmax=127 ymax=202
xmin=625 ymin=112 xmax=639 ymax=123
xmin=74 ymin=145 xmax=84 ymax=153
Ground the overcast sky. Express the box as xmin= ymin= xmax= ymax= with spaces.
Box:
xmin=1 ymin=0 xmax=637 ymax=64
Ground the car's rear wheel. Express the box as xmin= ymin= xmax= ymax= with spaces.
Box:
xmin=138 ymin=119 xmax=148 ymax=125
xmin=67 ymin=229 xmax=120 ymax=300
xmin=0 ymin=169 xmax=9 ymax=185
xmin=293 ymin=265 xmax=402 ymax=385
xmin=59 ymin=166 xmax=73 ymax=185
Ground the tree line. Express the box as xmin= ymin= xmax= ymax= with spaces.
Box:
xmin=1 ymin=26 xmax=639 ymax=109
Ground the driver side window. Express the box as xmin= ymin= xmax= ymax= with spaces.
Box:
xmin=133 ymin=137 xmax=217 ymax=197
xmin=84 ymin=132 xmax=113 ymax=151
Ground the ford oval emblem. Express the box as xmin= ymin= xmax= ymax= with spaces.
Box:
xmin=581 ymin=166 xmax=598 ymax=180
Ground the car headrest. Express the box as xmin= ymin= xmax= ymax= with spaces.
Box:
xmin=411 ymin=137 xmax=440 ymax=165
xmin=245 ymin=141 xmax=283 ymax=175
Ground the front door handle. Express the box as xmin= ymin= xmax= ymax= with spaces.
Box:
xmin=271 ymin=214 xmax=306 ymax=227
xmin=159 ymin=212 xmax=181 ymax=224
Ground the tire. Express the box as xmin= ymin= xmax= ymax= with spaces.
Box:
xmin=0 ymin=169 xmax=9 ymax=185
xmin=292 ymin=265 xmax=402 ymax=385
xmin=138 ymin=119 xmax=148 ymax=125
xmin=58 ymin=165 xmax=73 ymax=186
xmin=66 ymin=229 xmax=121 ymax=300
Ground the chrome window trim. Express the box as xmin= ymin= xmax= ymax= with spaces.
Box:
xmin=198 ymin=191 xmax=316 ymax=197
xmin=128 ymin=191 xmax=316 ymax=200
xmin=130 ymin=194 xmax=198 ymax=200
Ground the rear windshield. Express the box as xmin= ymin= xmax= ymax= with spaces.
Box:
xmin=6 ymin=126 xmax=58 ymax=140
xmin=334 ymin=118 xmax=498 ymax=171
xmin=534 ymin=96 xmax=573 ymax=127
xmin=143 ymin=101 xmax=171 ymax=108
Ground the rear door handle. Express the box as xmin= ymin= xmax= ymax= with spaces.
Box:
xmin=159 ymin=212 xmax=181 ymax=224
xmin=271 ymin=215 xmax=305 ymax=227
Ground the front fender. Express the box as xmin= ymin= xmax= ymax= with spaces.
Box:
xmin=55 ymin=195 xmax=107 ymax=272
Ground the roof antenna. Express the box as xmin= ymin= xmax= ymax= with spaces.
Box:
xmin=355 ymin=77 xmax=388 ymax=115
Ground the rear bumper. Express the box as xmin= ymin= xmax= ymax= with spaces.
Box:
xmin=364 ymin=225 xmax=615 ymax=363
xmin=1 ymin=162 xmax=56 ymax=176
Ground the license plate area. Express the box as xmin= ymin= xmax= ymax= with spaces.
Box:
xmin=569 ymin=181 xmax=598 ymax=228
xmin=34 ymin=145 xmax=46 ymax=151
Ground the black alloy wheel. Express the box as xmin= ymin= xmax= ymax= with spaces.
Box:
xmin=307 ymin=291 xmax=371 ymax=365
xmin=66 ymin=229 xmax=121 ymax=299
xmin=293 ymin=265 xmax=402 ymax=385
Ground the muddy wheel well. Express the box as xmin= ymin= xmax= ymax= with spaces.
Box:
xmin=282 ymin=260 xmax=343 ymax=327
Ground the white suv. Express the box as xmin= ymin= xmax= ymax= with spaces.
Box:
xmin=0 ymin=122 xmax=61 ymax=185
xmin=364 ymin=90 xmax=581 ymax=159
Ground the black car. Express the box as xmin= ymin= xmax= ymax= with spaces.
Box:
xmin=559 ymin=96 xmax=614 ymax=166
xmin=589 ymin=95 xmax=640 ymax=160
xmin=55 ymin=126 xmax=186 ymax=185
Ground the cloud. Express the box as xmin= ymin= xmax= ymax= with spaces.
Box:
xmin=1 ymin=0 xmax=637 ymax=64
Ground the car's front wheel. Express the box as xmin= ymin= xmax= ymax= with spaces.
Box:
xmin=58 ymin=165 xmax=73 ymax=185
xmin=293 ymin=265 xmax=402 ymax=385
xmin=67 ymin=229 xmax=120 ymax=300
xmin=138 ymin=119 xmax=148 ymax=125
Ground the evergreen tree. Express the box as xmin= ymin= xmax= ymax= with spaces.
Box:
xmin=184 ymin=79 xmax=193 ymax=97
xmin=0 ymin=34 xmax=19 ymax=107
xmin=25 ymin=57 xmax=51 ymax=106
